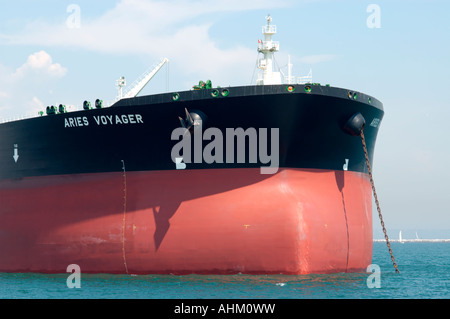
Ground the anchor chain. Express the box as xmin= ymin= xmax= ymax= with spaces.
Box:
xmin=360 ymin=128 xmax=400 ymax=273
xmin=121 ymin=159 xmax=129 ymax=275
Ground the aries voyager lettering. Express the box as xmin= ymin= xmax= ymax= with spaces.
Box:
xmin=64 ymin=114 xmax=143 ymax=128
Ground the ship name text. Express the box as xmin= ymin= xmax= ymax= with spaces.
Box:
xmin=64 ymin=114 xmax=144 ymax=128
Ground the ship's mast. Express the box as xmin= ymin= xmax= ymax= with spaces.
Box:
xmin=256 ymin=15 xmax=281 ymax=85
xmin=117 ymin=76 xmax=126 ymax=100
xmin=255 ymin=15 xmax=312 ymax=85
xmin=287 ymin=55 xmax=293 ymax=84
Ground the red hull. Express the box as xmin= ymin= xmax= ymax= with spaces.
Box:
xmin=0 ymin=168 xmax=372 ymax=274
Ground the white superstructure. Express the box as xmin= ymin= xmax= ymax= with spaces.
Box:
xmin=256 ymin=15 xmax=281 ymax=85
xmin=256 ymin=15 xmax=312 ymax=85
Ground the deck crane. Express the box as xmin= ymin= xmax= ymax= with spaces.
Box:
xmin=117 ymin=58 xmax=169 ymax=100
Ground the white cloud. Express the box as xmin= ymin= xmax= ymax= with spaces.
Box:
xmin=2 ymin=0 xmax=286 ymax=53
xmin=1 ymin=0 xmax=288 ymax=86
xmin=0 ymin=0 xmax=293 ymax=118
xmin=13 ymin=51 xmax=67 ymax=78
xmin=0 ymin=52 xmax=68 ymax=119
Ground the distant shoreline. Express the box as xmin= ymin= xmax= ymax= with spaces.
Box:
xmin=373 ymin=239 xmax=450 ymax=243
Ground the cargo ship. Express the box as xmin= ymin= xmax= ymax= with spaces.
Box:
xmin=0 ymin=16 xmax=383 ymax=274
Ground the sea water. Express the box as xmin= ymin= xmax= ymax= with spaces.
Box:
xmin=1 ymin=242 xmax=449 ymax=299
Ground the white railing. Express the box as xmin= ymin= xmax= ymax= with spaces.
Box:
xmin=295 ymin=75 xmax=313 ymax=85
xmin=0 ymin=113 xmax=38 ymax=124
xmin=262 ymin=25 xmax=276 ymax=34
xmin=0 ymin=104 xmax=86 ymax=124
xmin=283 ymin=69 xmax=313 ymax=85
xmin=257 ymin=41 xmax=279 ymax=52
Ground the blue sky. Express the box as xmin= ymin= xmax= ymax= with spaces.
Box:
xmin=1 ymin=0 xmax=449 ymax=237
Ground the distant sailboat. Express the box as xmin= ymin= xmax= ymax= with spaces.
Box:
xmin=373 ymin=230 xmax=450 ymax=243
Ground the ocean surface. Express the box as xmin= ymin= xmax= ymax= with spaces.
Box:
xmin=1 ymin=242 xmax=449 ymax=299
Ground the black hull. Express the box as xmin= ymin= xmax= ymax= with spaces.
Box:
xmin=0 ymin=84 xmax=383 ymax=180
